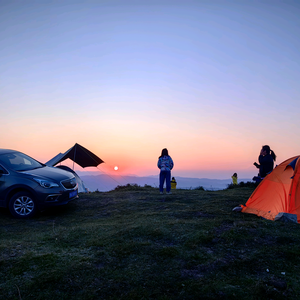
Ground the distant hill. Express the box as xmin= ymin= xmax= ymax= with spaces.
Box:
xmin=79 ymin=174 xmax=252 ymax=192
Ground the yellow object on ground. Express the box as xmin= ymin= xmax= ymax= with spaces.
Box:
xmin=171 ymin=180 xmax=177 ymax=189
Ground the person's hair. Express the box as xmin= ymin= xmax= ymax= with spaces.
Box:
xmin=233 ymin=173 xmax=237 ymax=177
xmin=262 ymin=145 xmax=276 ymax=161
xmin=160 ymin=148 xmax=169 ymax=158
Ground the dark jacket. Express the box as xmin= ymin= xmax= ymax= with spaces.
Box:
xmin=258 ymin=154 xmax=274 ymax=177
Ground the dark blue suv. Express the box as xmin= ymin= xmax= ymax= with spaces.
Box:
xmin=0 ymin=149 xmax=78 ymax=218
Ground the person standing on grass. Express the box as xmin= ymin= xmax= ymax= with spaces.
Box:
xmin=157 ymin=148 xmax=174 ymax=194
xmin=231 ymin=173 xmax=238 ymax=185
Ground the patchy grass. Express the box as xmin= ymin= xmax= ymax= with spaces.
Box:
xmin=0 ymin=186 xmax=299 ymax=299
xmin=226 ymin=181 xmax=259 ymax=190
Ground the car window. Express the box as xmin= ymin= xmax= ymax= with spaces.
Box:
xmin=0 ymin=152 xmax=44 ymax=171
xmin=0 ymin=164 xmax=8 ymax=174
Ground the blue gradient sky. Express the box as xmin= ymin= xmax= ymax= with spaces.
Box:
xmin=1 ymin=0 xmax=300 ymax=179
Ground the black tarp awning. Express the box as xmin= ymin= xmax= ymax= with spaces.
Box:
xmin=45 ymin=143 xmax=104 ymax=168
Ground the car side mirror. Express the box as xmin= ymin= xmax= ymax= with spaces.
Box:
xmin=0 ymin=170 xmax=4 ymax=176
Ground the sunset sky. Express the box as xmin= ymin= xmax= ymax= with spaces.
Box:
xmin=1 ymin=0 xmax=300 ymax=179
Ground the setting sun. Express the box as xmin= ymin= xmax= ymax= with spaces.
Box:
xmin=114 ymin=166 xmax=119 ymax=171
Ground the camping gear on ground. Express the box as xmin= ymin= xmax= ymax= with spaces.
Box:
xmin=241 ymin=155 xmax=300 ymax=223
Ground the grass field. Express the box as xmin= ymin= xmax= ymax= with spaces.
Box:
xmin=1 ymin=184 xmax=299 ymax=300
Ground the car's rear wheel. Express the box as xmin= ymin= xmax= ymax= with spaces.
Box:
xmin=9 ymin=192 xmax=37 ymax=218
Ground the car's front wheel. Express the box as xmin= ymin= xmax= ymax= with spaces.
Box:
xmin=9 ymin=192 xmax=37 ymax=218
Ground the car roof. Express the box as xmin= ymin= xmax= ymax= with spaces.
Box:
xmin=0 ymin=149 xmax=19 ymax=155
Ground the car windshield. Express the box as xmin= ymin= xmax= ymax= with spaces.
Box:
xmin=0 ymin=152 xmax=44 ymax=172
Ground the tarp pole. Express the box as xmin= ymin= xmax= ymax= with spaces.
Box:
xmin=73 ymin=145 xmax=77 ymax=170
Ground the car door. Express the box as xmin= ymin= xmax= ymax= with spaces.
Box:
xmin=0 ymin=164 xmax=9 ymax=206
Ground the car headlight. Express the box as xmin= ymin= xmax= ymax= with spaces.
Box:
xmin=33 ymin=178 xmax=59 ymax=188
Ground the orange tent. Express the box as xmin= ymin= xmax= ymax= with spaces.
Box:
xmin=242 ymin=155 xmax=300 ymax=223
